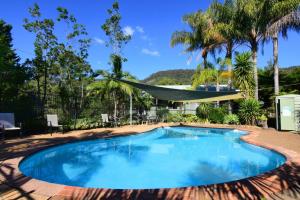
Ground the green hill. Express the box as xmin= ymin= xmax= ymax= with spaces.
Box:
xmin=142 ymin=69 xmax=195 ymax=85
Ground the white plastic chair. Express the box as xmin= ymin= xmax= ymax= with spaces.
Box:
xmin=0 ymin=113 xmax=21 ymax=138
xmin=101 ymin=114 xmax=111 ymax=127
xmin=47 ymin=114 xmax=63 ymax=134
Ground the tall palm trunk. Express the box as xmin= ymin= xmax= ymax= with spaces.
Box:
xmin=226 ymin=42 xmax=233 ymax=114
xmin=251 ymin=41 xmax=259 ymax=100
xmin=273 ymin=33 xmax=279 ymax=95
xmin=216 ymin=78 xmax=220 ymax=108
xmin=202 ymin=51 xmax=208 ymax=69
xmin=113 ymin=91 xmax=117 ymax=126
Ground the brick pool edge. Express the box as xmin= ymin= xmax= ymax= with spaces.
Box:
xmin=1 ymin=124 xmax=300 ymax=200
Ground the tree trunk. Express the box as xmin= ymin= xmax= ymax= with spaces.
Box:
xmin=216 ymin=79 xmax=220 ymax=108
xmin=251 ymin=43 xmax=259 ymax=100
xmin=42 ymin=64 xmax=48 ymax=116
xmin=226 ymin=43 xmax=233 ymax=114
xmin=203 ymin=52 xmax=208 ymax=69
xmin=273 ymin=33 xmax=279 ymax=96
xmin=113 ymin=92 xmax=117 ymax=126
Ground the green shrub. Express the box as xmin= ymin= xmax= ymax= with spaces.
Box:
xmin=196 ymin=103 xmax=226 ymax=123
xmin=196 ymin=103 xmax=212 ymax=119
xmin=182 ymin=114 xmax=199 ymax=123
xmin=223 ymin=114 xmax=240 ymax=124
xmin=258 ymin=114 xmax=267 ymax=121
xmin=208 ymin=106 xmax=227 ymax=124
xmin=157 ymin=108 xmax=169 ymax=122
xmin=62 ymin=118 xmax=101 ymax=130
xmin=239 ymin=98 xmax=261 ymax=125
xmin=167 ymin=112 xmax=184 ymax=122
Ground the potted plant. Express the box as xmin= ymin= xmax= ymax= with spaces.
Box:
xmin=258 ymin=114 xmax=268 ymax=129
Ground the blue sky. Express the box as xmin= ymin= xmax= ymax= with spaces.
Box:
xmin=1 ymin=0 xmax=300 ymax=80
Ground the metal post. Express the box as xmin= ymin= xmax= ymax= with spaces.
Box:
xmin=130 ymin=93 xmax=132 ymax=125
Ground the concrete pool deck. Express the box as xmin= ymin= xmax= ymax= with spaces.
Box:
xmin=0 ymin=123 xmax=300 ymax=200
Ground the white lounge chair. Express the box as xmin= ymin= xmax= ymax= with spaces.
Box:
xmin=0 ymin=113 xmax=21 ymax=138
xmin=47 ymin=114 xmax=63 ymax=134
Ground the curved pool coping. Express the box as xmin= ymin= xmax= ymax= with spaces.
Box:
xmin=2 ymin=125 xmax=300 ymax=200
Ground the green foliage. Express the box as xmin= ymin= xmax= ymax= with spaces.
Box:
xmin=156 ymin=77 xmax=181 ymax=85
xmin=196 ymin=103 xmax=226 ymax=123
xmin=196 ymin=103 xmax=212 ymax=119
xmin=192 ymin=65 xmax=220 ymax=90
xmin=208 ymin=106 xmax=227 ymax=124
xmin=182 ymin=114 xmax=199 ymax=123
xmin=223 ymin=114 xmax=240 ymax=125
xmin=171 ymin=10 xmax=221 ymax=68
xmin=233 ymin=52 xmax=255 ymax=98
xmin=239 ymin=98 xmax=261 ymax=125
xmin=0 ymin=20 xmax=28 ymax=105
xmin=258 ymin=114 xmax=267 ymax=121
xmin=167 ymin=113 xmax=184 ymax=123
xmin=157 ymin=108 xmax=169 ymax=122
xmin=101 ymin=1 xmax=130 ymax=56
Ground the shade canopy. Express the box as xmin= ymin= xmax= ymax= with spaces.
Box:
xmin=118 ymin=79 xmax=243 ymax=102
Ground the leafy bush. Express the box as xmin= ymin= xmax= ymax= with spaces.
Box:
xmin=157 ymin=108 xmax=169 ymax=122
xmin=182 ymin=114 xmax=199 ymax=123
xmin=167 ymin=113 xmax=184 ymax=122
xmin=196 ymin=103 xmax=227 ymax=123
xmin=63 ymin=118 xmax=101 ymax=130
xmin=239 ymin=99 xmax=261 ymax=125
xmin=258 ymin=114 xmax=267 ymax=121
xmin=196 ymin=103 xmax=212 ymax=119
xmin=208 ymin=107 xmax=227 ymax=123
xmin=223 ymin=114 xmax=240 ymax=125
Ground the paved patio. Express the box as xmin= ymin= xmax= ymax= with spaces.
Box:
xmin=0 ymin=123 xmax=300 ymax=200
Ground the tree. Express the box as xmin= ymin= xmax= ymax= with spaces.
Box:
xmin=192 ymin=64 xmax=218 ymax=91
xmin=235 ymin=0 xmax=267 ymax=100
xmin=239 ymin=98 xmax=261 ymax=125
xmin=208 ymin=0 xmax=241 ymax=112
xmin=55 ymin=6 xmax=92 ymax=123
xmin=170 ymin=11 xmax=222 ymax=68
xmin=233 ymin=52 xmax=255 ymax=98
xmin=24 ymin=3 xmax=58 ymax=115
xmin=264 ymin=0 xmax=300 ymax=95
xmin=0 ymin=20 xmax=28 ymax=106
xmin=95 ymin=1 xmax=132 ymax=124
xmin=101 ymin=1 xmax=131 ymax=57
xmin=87 ymin=69 xmax=134 ymax=125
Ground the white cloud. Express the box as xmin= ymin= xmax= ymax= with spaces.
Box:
xmin=94 ymin=37 xmax=105 ymax=45
xmin=123 ymin=26 xmax=135 ymax=36
xmin=136 ymin=26 xmax=144 ymax=33
xmin=142 ymin=48 xmax=160 ymax=56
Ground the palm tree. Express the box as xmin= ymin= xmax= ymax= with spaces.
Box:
xmin=208 ymin=0 xmax=241 ymax=112
xmin=235 ymin=0 xmax=269 ymax=100
xmin=88 ymin=55 xmax=133 ymax=125
xmin=233 ymin=52 xmax=255 ymax=98
xmin=171 ymin=11 xmax=223 ymax=68
xmin=264 ymin=1 xmax=300 ymax=95
xmin=192 ymin=64 xmax=219 ymax=91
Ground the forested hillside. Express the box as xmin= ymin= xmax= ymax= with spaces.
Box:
xmin=142 ymin=69 xmax=195 ymax=85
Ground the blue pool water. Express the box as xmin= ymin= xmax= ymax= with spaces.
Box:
xmin=19 ymin=127 xmax=286 ymax=189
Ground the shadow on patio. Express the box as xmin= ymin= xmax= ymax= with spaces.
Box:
xmin=0 ymin=128 xmax=300 ymax=200
xmin=51 ymin=162 xmax=300 ymax=200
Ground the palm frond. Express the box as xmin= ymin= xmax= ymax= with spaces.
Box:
xmin=266 ymin=11 xmax=300 ymax=37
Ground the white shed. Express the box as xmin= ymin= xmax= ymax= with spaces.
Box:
xmin=276 ymin=94 xmax=300 ymax=131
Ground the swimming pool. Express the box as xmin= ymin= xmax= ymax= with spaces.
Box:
xmin=19 ymin=126 xmax=286 ymax=189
